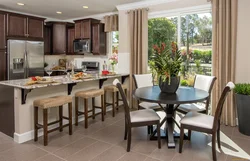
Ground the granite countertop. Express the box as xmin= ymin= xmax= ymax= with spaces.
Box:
xmin=0 ymin=74 xmax=129 ymax=89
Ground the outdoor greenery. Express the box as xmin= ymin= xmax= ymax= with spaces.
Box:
xmin=148 ymin=13 xmax=212 ymax=87
xmin=234 ymin=84 xmax=250 ymax=95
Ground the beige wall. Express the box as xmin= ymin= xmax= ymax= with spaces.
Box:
xmin=236 ymin=0 xmax=250 ymax=83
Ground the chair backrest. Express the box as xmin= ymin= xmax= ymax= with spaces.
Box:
xmin=194 ymin=75 xmax=217 ymax=93
xmin=194 ymin=75 xmax=217 ymax=113
xmin=133 ymin=74 xmax=154 ymax=88
xmin=113 ymin=79 xmax=131 ymax=124
xmin=212 ymin=82 xmax=235 ymax=131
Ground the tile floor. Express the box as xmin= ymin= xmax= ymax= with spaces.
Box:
xmin=0 ymin=108 xmax=250 ymax=161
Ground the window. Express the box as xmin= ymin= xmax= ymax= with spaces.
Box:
xmin=111 ymin=31 xmax=119 ymax=55
xmin=148 ymin=9 xmax=212 ymax=86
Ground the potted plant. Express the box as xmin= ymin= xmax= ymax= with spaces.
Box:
xmin=149 ymin=42 xmax=182 ymax=93
xmin=109 ymin=53 xmax=118 ymax=73
xmin=234 ymin=83 xmax=250 ymax=136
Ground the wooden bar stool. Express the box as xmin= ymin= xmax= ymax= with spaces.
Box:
xmin=33 ymin=95 xmax=73 ymax=146
xmin=104 ymin=85 xmax=127 ymax=117
xmin=75 ymin=89 xmax=104 ymax=129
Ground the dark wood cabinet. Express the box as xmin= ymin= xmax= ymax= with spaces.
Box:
xmin=52 ymin=23 xmax=66 ymax=54
xmin=0 ymin=12 xmax=6 ymax=50
xmin=7 ymin=13 xmax=44 ymax=39
xmin=0 ymin=50 xmax=7 ymax=81
xmin=45 ymin=22 xmax=74 ymax=55
xmin=44 ymin=26 xmax=52 ymax=55
xmin=67 ymin=28 xmax=75 ymax=55
xmin=92 ymin=23 xmax=106 ymax=55
xmin=27 ymin=17 xmax=44 ymax=39
xmin=74 ymin=19 xmax=99 ymax=39
xmin=74 ymin=21 xmax=81 ymax=39
xmin=81 ymin=21 xmax=91 ymax=39
xmin=7 ymin=14 xmax=27 ymax=37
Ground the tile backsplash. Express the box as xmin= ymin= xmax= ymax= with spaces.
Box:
xmin=44 ymin=54 xmax=109 ymax=71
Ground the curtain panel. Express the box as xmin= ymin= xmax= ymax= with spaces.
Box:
xmin=104 ymin=14 xmax=119 ymax=32
xmin=211 ymin=0 xmax=238 ymax=126
xmin=128 ymin=8 xmax=148 ymax=108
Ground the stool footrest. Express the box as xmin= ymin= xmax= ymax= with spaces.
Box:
xmin=48 ymin=124 xmax=69 ymax=133
xmin=88 ymin=112 xmax=102 ymax=118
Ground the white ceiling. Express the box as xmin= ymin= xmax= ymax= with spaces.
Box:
xmin=0 ymin=0 xmax=145 ymax=20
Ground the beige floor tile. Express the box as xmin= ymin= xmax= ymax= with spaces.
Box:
xmin=53 ymin=137 xmax=97 ymax=159
xmin=35 ymin=154 xmax=65 ymax=161
xmin=90 ymin=146 xmax=126 ymax=161
xmin=132 ymin=140 xmax=159 ymax=155
xmin=232 ymin=128 xmax=250 ymax=140
xmin=144 ymin=157 xmax=162 ymax=161
xmin=66 ymin=141 xmax=112 ymax=161
xmin=117 ymin=151 xmax=147 ymax=161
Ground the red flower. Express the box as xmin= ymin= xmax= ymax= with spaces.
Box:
xmin=161 ymin=43 xmax=166 ymax=51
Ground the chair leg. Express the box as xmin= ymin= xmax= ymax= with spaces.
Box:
xmin=84 ymin=98 xmax=88 ymax=129
xmin=179 ymin=126 xmax=184 ymax=153
xmin=212 ymin=133 xmax=217 ymax=161
xmin=150 ymin=125 xmax=153 ymax=134
xmin=34 ymin=106 xmax=38 ymax=142
xmin=43 ymin=109 xmax=48 ymax=146
xmin=104 ymin=91 xmax=107 ymax=115
xmin=124 ymin=121 xmax=127 ymax=140
xmin=75 ymin=97 xmax=79 ymax=126
xmin=116 ymin=91 xmax=119 ymax=110
xmin=157 ymin=123 xmax=161 ymax=149
xmin=188 ymin=130 xmax=191 ymax=140
xmin=59 ymin=106 xmax=63 ymax=132
xmin=112 ymin=92 xmax=115 ymax=117
xmin=92 ymin=98 xmax=95 ymax=119
xmin=217 ymin=123 xmax=221 ymax=149
xmin=147 ymin=126 xmax=151 ymax=134
xmin=101 ymin=95 xmax=104 ymax=121
xmin=127 ymin=127 xmax=132 ymax=152
xmin=68 ymin=103 xmax=72 ymax=135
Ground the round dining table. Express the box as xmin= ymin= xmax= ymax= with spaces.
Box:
xmin=133 ymin=86 xmax=209 ymax=148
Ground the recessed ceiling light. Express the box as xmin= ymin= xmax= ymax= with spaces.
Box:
xmin=83 ymin=6 xmax=89 ymax=9
xmin=17 ymin=3 xmax=25 ymax=6
xmin=56 ymin=11 xmax=62 ymax=14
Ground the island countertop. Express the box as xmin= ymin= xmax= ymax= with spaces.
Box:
xmin=0 ymin=73 xmax=129 ymax=89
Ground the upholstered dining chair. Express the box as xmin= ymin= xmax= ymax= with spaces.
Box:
xmin=177 ymin=75 xmax=217 ymax=114
xmin=179 ymin=82 xmax=235 ymax=161
xmin=113 ymin=79 xmax=161 ymax=152
xmin=133 ymin=74 xmax=162 ymax=111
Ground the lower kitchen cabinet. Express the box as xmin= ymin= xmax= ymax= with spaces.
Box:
xmin=0 ymin=50 xmax=7 ymax=81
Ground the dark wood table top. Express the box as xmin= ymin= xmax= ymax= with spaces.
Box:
xmin=133 ymin=86 xmax=209 ymax=105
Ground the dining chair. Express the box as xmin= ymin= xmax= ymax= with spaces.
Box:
xmin=133 ymin=74 xmax=161 ymax=111
xmin=113 ymin=79 xmax=161 ymax=152
xmin=177 ymin=74 xmax=217 ymax=114
xmin=179 ymin=82 xmax=235 ymax=161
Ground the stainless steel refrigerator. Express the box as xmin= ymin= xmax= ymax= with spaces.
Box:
xmin=7 ymin=40 xmax=44 ymax=80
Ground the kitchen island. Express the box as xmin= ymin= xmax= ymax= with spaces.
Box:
xmin=0 ymin=74 xmax=129 ymax=143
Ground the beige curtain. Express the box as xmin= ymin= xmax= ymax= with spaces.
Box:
xmin=104 ymin=14 xmax=119 ymax=32
xmin=211 ymin=0 xmax=238 ymax=126
xmin=128 ymin=8 xmax=148 ymax=108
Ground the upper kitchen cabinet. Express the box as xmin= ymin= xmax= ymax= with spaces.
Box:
xmin=92 ymin=23 xmax=106 ymax=55
xmin=7 ymin=13 xmax=45 ymax=39
xmin=74 ymin=19 xmax=100 ymax=39
xmin=67 ymin=28 xmax=75 ymax=55
xmin=45 ymin=22 xmax=74 ymax=55
xmin=27 ymin=17 xmax=44 ymax=39
xmin=7 ymin=14 xmax=27 ymax=37
xmin=0 ymin=12 xmax=6 ymax=50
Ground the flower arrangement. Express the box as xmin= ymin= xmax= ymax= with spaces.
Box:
xmin=109 ymin=53 xmax=118 ymax=65
xmin=149 ymin=42 xmax=182 ymax=84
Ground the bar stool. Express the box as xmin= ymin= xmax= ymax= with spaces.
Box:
xmin=104 ymin=85 xmax=127 ymax=117
xmin=75 ymin=89 xmax=104 ymax=129
xmin=33 ymin=95 xmax=73 ymax=146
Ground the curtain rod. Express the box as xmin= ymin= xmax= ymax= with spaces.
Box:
xmin=126 ymin=8 xmax=149 ymax=14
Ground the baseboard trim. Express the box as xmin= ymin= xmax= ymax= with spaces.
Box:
xmin=13 ymin=107 xmax=114 ymax=144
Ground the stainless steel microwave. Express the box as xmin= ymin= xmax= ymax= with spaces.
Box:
xmin=73 ymin=39 xmax=91 ymax=54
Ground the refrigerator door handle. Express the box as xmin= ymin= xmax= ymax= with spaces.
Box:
xmin=26 ymin=51 xmax=29 ymax=78
xmin=24 ymin=50 xmax=27 ymax=78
